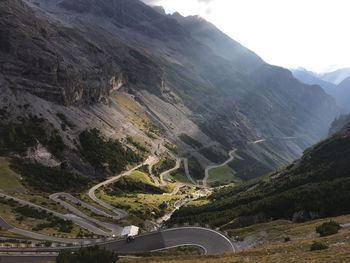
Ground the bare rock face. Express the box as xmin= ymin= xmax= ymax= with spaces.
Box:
xmin=27 ymin=144 xmax=61 ymax=168
xmin=0 ymin=0 xmax=164 ymax=105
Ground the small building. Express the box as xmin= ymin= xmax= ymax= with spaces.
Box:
xmin=121 ymin=225 xmax=139 ymax=238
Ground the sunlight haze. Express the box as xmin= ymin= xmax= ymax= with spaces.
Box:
xmin=143 ymin=0 xmax=350 ymax=73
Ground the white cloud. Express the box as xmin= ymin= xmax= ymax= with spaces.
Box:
xmin=142 ymin=0 xmax=350 ymax=72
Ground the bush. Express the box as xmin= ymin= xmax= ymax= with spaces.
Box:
xmin=310 ymin=241 xmax=328 ymax=251
xmin=14 ymin=205 xmax=47 ymax=220
xmin=316 ymin=221 xmax=341 ymax=237
xmin=56 ymin=246 xmax=119 ymax=263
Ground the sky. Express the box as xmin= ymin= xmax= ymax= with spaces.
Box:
xmin=142 ymin=0 xmax=350 ymax=73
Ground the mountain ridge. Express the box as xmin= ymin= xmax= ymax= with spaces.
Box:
xmin=0 ymin=0 xmax=340 ymax=181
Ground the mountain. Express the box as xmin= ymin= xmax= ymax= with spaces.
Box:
xmin=291 ymin=68 xmax=337 ymax=95
xmin=292 ymin=68 xmax=350 ymax=112
xmin=169 ymin=117 xmax=350 ymax=228
xmin=335 ymin=76 xmax=350 ymax=111
xmin=319 ymin=67 xmax=350 ymax=85
xmin=0 ymin=0 xmax=340 ymax=182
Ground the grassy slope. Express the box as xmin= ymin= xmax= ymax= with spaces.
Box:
xmin=0 ymin=157 xmax=25 ymax=194
xmin=100 ymin=171 xmax=192 ymax=224
xmin=171 ymin=162 xmax=192 ymax=185
xmin=172 ymin=172 xmax=192 ymax=185
xmin=207 ymin=165 xmax=239 ymax=186
xmin=128 ymin=171 xmax=154 ymax=185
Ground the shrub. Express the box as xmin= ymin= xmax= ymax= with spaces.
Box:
xmin=310 ymin=241 xmax=328 ymax=251
xmin=316 ymin=221 xmax=341 ymax=237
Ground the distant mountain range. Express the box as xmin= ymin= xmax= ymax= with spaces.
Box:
xmin=292 ymin=68 xmax=350 ymax=112
xmin=319 ymin=67 xmax=350 ymax=85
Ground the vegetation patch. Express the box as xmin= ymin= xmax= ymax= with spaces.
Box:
xmin=207 ymin=165 xmax=239 ymax=186
xmin=152 ymin=157 xmax=176 ymax=177
xmin=316 ymin=221 xmax=341 ymax=237
xmin=0 ymin=117 xmax=66 ymax=159
xmin=164 ymin=142 xmax=177 ymax=154
xmin=99 ymin=189 xmax=178 ymax=221
xmin=310 ymin=241 xmax=328 ymax=251
xmin=57 ymin=246 xmax=119 ymax=263
xmin=171 ymin=164 xmax=192 ymax=185
xmin=179 ymin=134 xmax=203 ymax=149
xmin=10 ymin=159 xmax=88 ymax=193
xmin=79 ymin=129 xmax=142 ymax=174
xmin=228 ymin=150 xmax=271 ymax=180
xmin=0 ymin=197 xmax=74 ymax=234
xmin=129 ymin=49 xmax=156 ymax=67
xmin=56 ymin=112 xmax=75 ymax=130
xmin=106 ymin=171 xmax=164 ymax=195
xmin=126 ymin=136 xmax=148 ymax=152
xmin=188 ymin=157 xmax=204 ymax=180
xmin=0 ymin=117 xmax=45 ymax=155
xmin=199 ymin=147 xmax=227 ymax=163
xmin=0 ymin=158 xmax=25 ymax=193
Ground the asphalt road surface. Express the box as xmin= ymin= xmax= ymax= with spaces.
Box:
xmin=101 ymin=227 xmax=235 ymax=255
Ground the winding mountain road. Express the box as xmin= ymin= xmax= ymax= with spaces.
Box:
xmin=203 ymin=149 xmax=237 ymax=186
xmin=0 ymin=193 xmax=109 ymax=237
xmin=101 ymin=227 xmax=235 ymax=254
xmin=87 ymin=156 xmax=159 ymax=220
xmin=183 ymin=158 xmax=197 ymax=185
xmin=0 ymin=227 xmax=234 ymax=262
xmin=0 ymin=151 xmax=237 ymax=260
xmin=159 ymin=158 xmax=182 ymax=186
xmin=49 ymin=193 xmax=122 ymax=236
